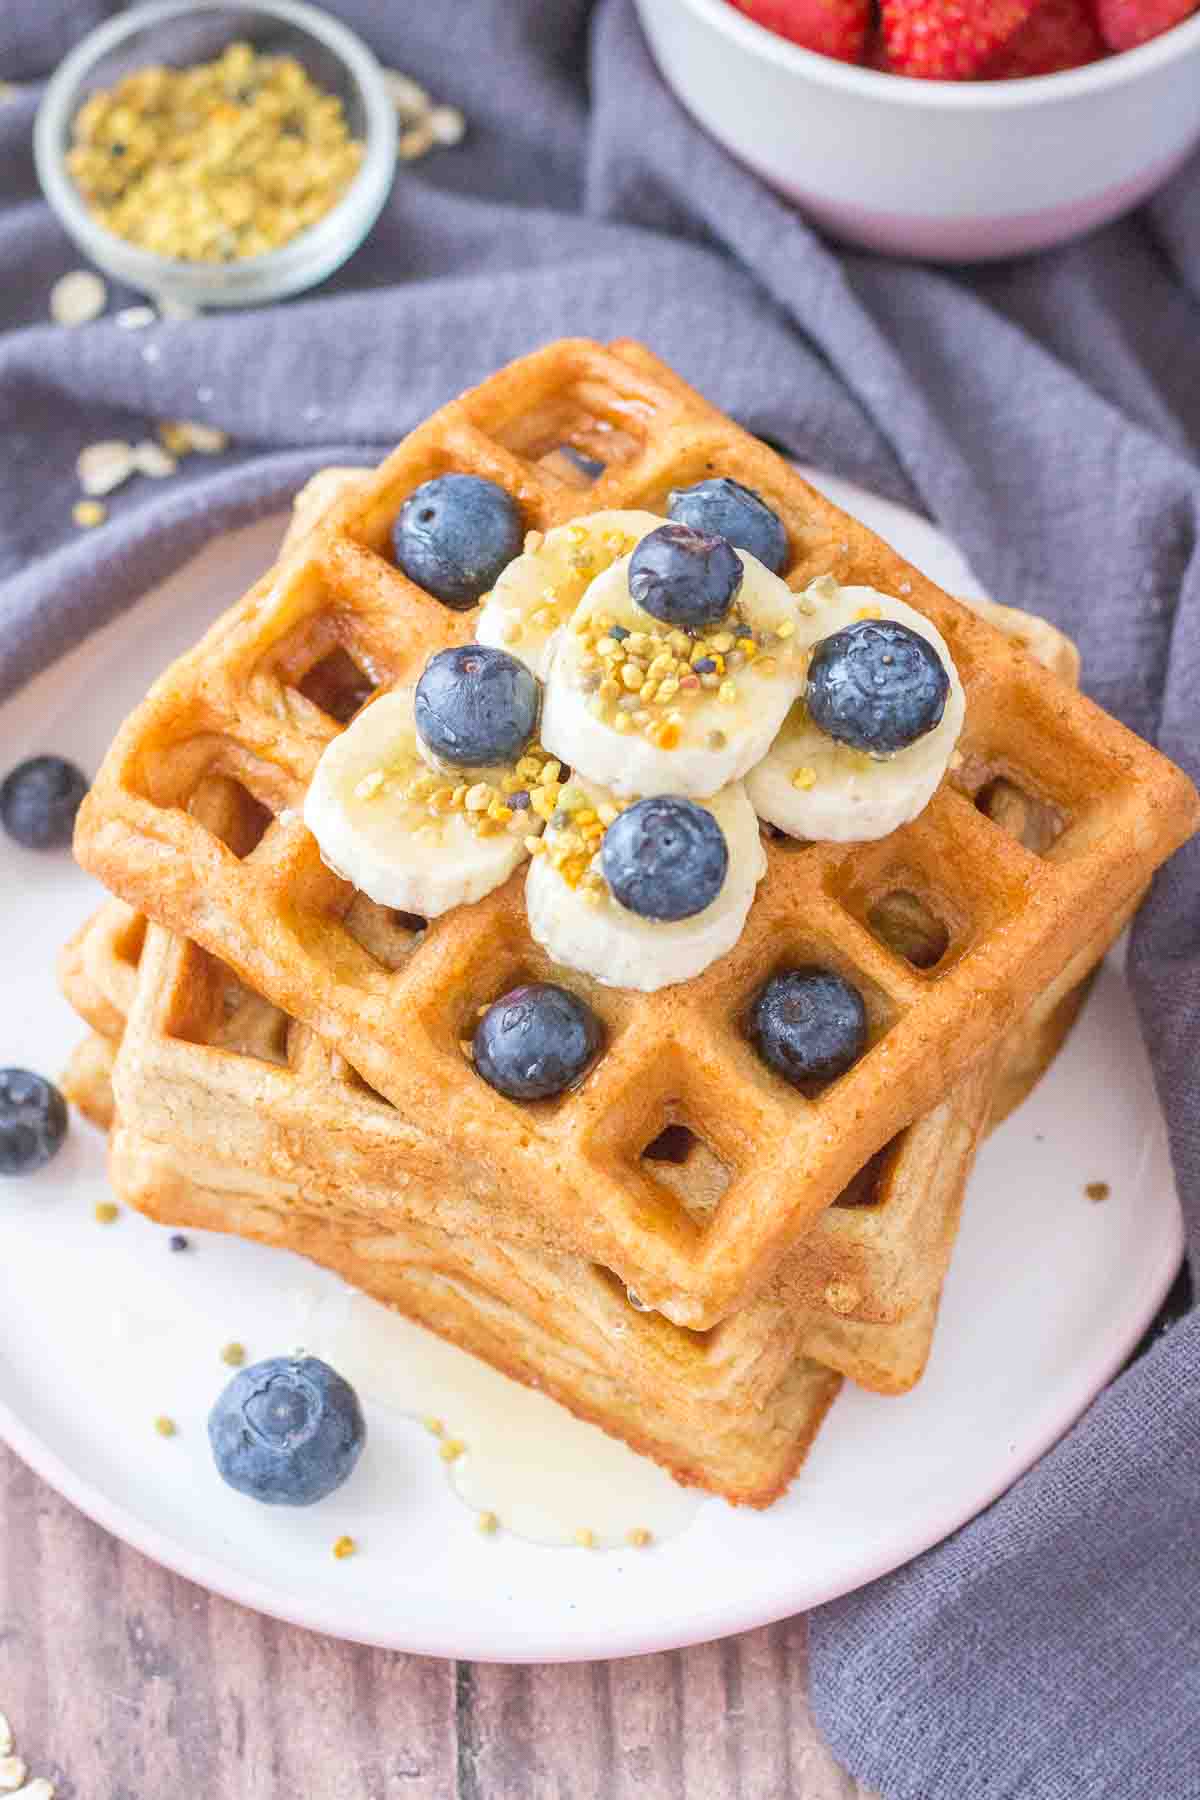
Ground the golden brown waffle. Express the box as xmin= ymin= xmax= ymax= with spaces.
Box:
xmin=270 ymin=474 xmax=1089 ymax=1144
xmin=58 ymin=872 xmax=1120 ymax=1510
xmin=56 ymin=584 xmax=1110 ymax=1437
xmin=53 ymin=468 xmax=1133 ymax=1503
xmin=60 ymin=895 xmax=981 ymax=1388
xmin=107 ymin=1127 xmax=847 ymax=1508
xmin=76 ymin=340 xmax=1199 ymax=1328
xmin=61 ymin=871 xmax=1122 ymax=1422
xmin=61 ymin=1029 xmax=116 ymax=1131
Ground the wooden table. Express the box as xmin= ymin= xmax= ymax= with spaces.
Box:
xmin=0 ymin=1443 xmax=870 ymax=1800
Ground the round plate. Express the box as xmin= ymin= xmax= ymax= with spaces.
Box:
xmin=0 ymin=478 xmax=1181 ymax=1662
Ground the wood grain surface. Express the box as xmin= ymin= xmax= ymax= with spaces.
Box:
xmin=0 ymin=1443 xmax=871 ymax=1800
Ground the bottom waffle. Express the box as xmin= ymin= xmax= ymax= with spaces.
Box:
xmin=63 ymin=904 xmax=989 ymax=1407
xmin=106 ymin=1126 xmax=843 ymax=1507
xmin=57 ymin=830 xmax=1124 ymax=1508
xmin=60 ymin=880 xmax=1124 ymax=1425
xmin=58 ymin=890 xmax=1106 ymax=1504
xmin=64 ymin=879 xmax=1123 ymax=1426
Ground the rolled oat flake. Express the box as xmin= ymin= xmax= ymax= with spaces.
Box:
xmin=50 ymin=269 xmax=107 ymax=326
xmin=76 ymin=440 xmax=135 ymax=497
xmin=131 ymin=440 xmax=178 ymax=479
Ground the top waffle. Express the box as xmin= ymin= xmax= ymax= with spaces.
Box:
xmin=75 ymin=338 xmax=1200 ymax=1329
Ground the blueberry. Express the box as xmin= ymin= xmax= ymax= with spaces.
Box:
xmin=208 ymin=1355 xmax=365 ymax=1506
xmin=751 ymin=968 xmax=867 ymax=1088
xmin=0 ymin=1069 xmax=68 ymax=1175
xmin=392 ymin=474 xmax=523 ymax=610
xmin=473 ymin=983 xmax=601 ymax=1101
xmin=806 ymin=620 xmax=950 ymax=756
xmin=601 ymin=797 xmax=728 ymax=922
xmin=169 ymin=1233 xmax=189 ymax=1252
xmin=414 ymin=644 xmax=540 ymax=767
xmin=555 ymin=444 xmax=605 ymax=481
xmin=668 ymin=478 xmax=788 ymax=575
xmin=1 ymin=755 xmax=89 ymax=850
xmin=628 ymin=524 xmax=742 ymax=632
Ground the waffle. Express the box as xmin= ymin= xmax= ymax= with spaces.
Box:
xmin=59 ymin=891 xmax=971 ymax=1389
xmin=273 ymin=473 xmax=1092 ymax=1141
xmin=61 ymin=1028 xmax=116 ymax=1131
xmin=63 ymin=843 xmax=1122 ymax=1412
xmin=58 ymin=872 xmax=1121 ymax=1499
xmin=56 ymin=495 xmax=1114 ymax=1422
xmin=107 ymin=1131 xmax=847 ymax=1508
xmin=75 ymin=340 xmax=1199 ymax=1328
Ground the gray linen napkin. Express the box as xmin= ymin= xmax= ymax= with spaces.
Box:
xmin=2 ymin=5 xmax=1198 ymax=1794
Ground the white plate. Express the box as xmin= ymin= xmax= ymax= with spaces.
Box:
xmin=0 ymin=479 xmax=1182 ymax=1663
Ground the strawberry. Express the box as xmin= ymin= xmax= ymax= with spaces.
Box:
xmin=728 ymin=0 xmax=872 ymax=63
xmin=979 ymin=0 xmax=1107 ymax=74
xmin=862 ymin=24 xmax=895 ymax=63
xmin=881 ymin=0 xmax=1038 ymax=76
xmin=1093 ymin=0 xmax=1196 ymax=51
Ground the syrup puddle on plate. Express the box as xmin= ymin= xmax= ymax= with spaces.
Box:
xmin=291 ymin=1281 xmax=703 ymax=1549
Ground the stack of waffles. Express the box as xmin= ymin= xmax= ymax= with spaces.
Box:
xmin=59 ymin=341 xmax=1199 ymax=1506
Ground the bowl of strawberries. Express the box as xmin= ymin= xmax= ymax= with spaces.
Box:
xmin=634 ymin=0 xmax=1200 ymax=259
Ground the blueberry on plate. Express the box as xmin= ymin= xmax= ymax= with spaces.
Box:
xmin=392 ymin=474 xmax=523 ymax=610
xmin=473 ymin=983 xmax=602 ymax=1101
xmin=415 ymin=644 xmax=540 ymax=767
xmin=601 ymin=796 xmax=728 ymax=922
xmin=0 ymin=1069 xmax=68 ymax=1176
xmin=628 ymin=524 xmax=742 ymax=632
xmin=208 ymin=1356 xmax=365 ymax=1506
xmin=751 ymin=968 xmax=867 ymax=1088
xmin=806 ymin=620 xmax=950 ymax=756
xmin=668 ymin=478 xmax=788 ymax=575
xmin=1 ymin=755 xmax=89 ymax=850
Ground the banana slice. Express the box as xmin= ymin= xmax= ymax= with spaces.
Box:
xmin=540 ymin=550 xmax=805 ymax=800
xmin=476 ymin=510 xmax=664 ymax=677
xmin=525 ymin=777 xmax=766 ymax=992
xmin=745 ymin=583 xmax=965 ymax=844
xmin=304 ymin=687 xmax=545 ymax=917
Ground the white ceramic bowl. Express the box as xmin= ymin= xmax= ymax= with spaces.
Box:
xmin=634 ymin=0 xmax=1200 ymax=261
